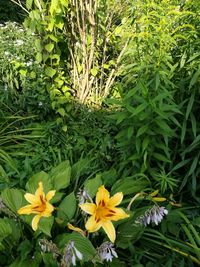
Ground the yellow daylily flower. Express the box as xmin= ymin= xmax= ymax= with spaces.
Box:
xmin=18 ymin=182 xmax=56 ymax=231
xmin=79 ymin=185 xmax=129 ymax=243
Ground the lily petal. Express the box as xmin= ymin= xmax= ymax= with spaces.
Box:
xmin=110 ymin=207 xmax=130 ymax=221
xmin=43 ymin=202 xmax=54 ymax=215
xmin=67 ymin=223 xmax=85 ymax=236
xmin=101 ymin=220 xmax=116 ymax=243
xmin=35 ymin=182 xmax=44 ymax=198
xmin=24 ymin=193 xmax=39 ymax=204
xmin=32 ymin=214 xmax=41 ymax=231
xmin=79 ymin=203 xmax=96 ymax=215
xmin=96 ymin=186 xmax=110 ymax=205
xmin=108 ymin=192 xmax=123 ymax=207
xmin=46 ymin=190 xmax=56 ymax=201
xmin=18 ymin=204 xmax=34 ymax=215
xmin=85 ymin=215 xmax=101 ymax=232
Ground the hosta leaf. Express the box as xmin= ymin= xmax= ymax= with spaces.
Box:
xmin=39 ymin=216 xmax=54 ymax=237
xmin=111 ymin=177 xmax=149 ymax=195
xmin=57 ymin=192 xmax=77 ymax=223
xmin=26 ymin=171 xmax=52 ymax=194
xmin=50 ymin=160 xmax=71 ymax=190
xmin=1 ymin=188 xmax=24 ymax=213
xmin=56 ymin=233 xmax=96 ymax=261
xmin=84 ymin=174 xmax=102 ymax=198
xmin=0 ymin=218 xmax=12 ymax=242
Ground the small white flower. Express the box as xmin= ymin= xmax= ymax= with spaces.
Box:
xmin=62 ymin=241 xmax=83 ymax=266
xmin=135 ymin=205 xmax=168 ymax=226
xmin=77 ymin=189 xmax=92 ymax=204
xmin=4 ymin=51 xmax=9 ymax=56
xmin=15 ymin=40 xmax=24 ymax=46
xmin=26 ymin=61 xmax=33 ymax=66
xmin=38 ymin=102 xmax=43 ymax=106
xmin=97 ymin=242 xmax=118 ymax=262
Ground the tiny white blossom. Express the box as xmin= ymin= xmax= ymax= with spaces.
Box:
xmin=135 ymin=205 xmax=168 ymax=226
xmin=97 ymin=242 xmax=118 ymax=262
xmin=62 ymin=241 xmax=83 ymax=267
xmin=15 ymin=40 xmax=24 ymax=46
xmin=4 ymin=51 xmax=9 ymax=56
xmin=77 ymin=189 xmax=92 ymax=204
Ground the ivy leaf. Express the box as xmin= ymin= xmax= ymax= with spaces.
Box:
xmin=45 ymin=43 xmax=54 ymax=53
xmin=45 ymin=67 xmax=56 ymax=78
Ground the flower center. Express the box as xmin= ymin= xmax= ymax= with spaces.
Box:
xmin=32 ymin=195 xmax=46 ymax=213
xmin=95 ymin=201 xmax=116 ymax=222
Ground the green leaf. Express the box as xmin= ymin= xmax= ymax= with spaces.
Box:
xmin=45 ymin=43 xmax=54 ymax=53
xmin=45 ymin=67 xmax=56 ymax=78
xmin=153 ymin=153 xmax=171 ymax=162
xmin=136 ymin=125 xmax=148 ymax=137
xmin=189 ymin=68 xmax=200 ymax=89
xmin=35 ymin=39 xmax=42 ymax=52
xmin=39 ymin=216 xmax=54 ymax=236
xmin=128 ymin=103 xmax=148 ymax=117
xmin=57 ymin=233 xmax=96 ymax=261
xmin=50 ymin=160 xmax=71 ymax=190
xmin=91 ymin=67 xmax=98 ymax=77
xmin=26 ymin=171 xmax=52 ymax=194
xmin=57 ymin=108 xmax=65 ymax=117
xmin=84 ymin=174 xmax=102 ymax=198
xmin=1 ymin=188 xmax=24 ymax=213
xmin=36 ymin=52 xmax=43 ymax=63
xmin=49 ymin=0 xmax=59 ymax=15
xmin=111 ymin=177 xmax=149 ymax=195
xmin=26 ymin=0 xmax=33 ymax=10
xmin=57 ymin=192 xmax=77 ymax=223
xmin=0 ymin=218 xmax=12 ymax=242
xmin=186 ymin=92 xmax=195 ymax=120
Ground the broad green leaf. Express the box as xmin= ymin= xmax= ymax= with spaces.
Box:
xmin=111 ymin=177 xmax=149 ymax=195
xmin=57 ymin=108 xmax=65 ymax=117
xmin=57 ymin=233 xmax=96 ymax=261
xmin=0 ymin=218 xmax=12 ymax=242
xmin=50 ymin=0 xmax=59 ymax=15
xmin=84 ymin=174 xmax=102 ymax=198
xmin=38 ymin=216 xmax=54 ymax=237
xmin=26 ymin=171 xmax=52 ymax=194
xmin=116 ymin=219 xmax=144 ymax=249
xmin=26 ymin=0 xmax=33 ymax=10
xmin=45 ymin=43 xmax=54 ymax=53
xmin=57 ymin=192 xmax=77 ymax=223
xmin=1 ymin=188 xmax=24 ymax=213
xmin=91 ymin=67 xmax=98 ymax=77
xmin=50 ymin=160 xmax=71 ymax=190
xmin=45 ymin=67 xmax=56 ymax=78
xmin=34 ymin=39 xmax=42 ymax=52
xmin=9 ymin=257 xmax=40 ymax=267
xmin=36 ymin=52 xmax=43 ymax=63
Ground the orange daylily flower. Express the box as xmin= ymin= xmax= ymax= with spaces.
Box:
xmin=79 ymin=185 xmax=129 ymax=243
xmin=18 ymin=182 xmax=56 ymax=231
